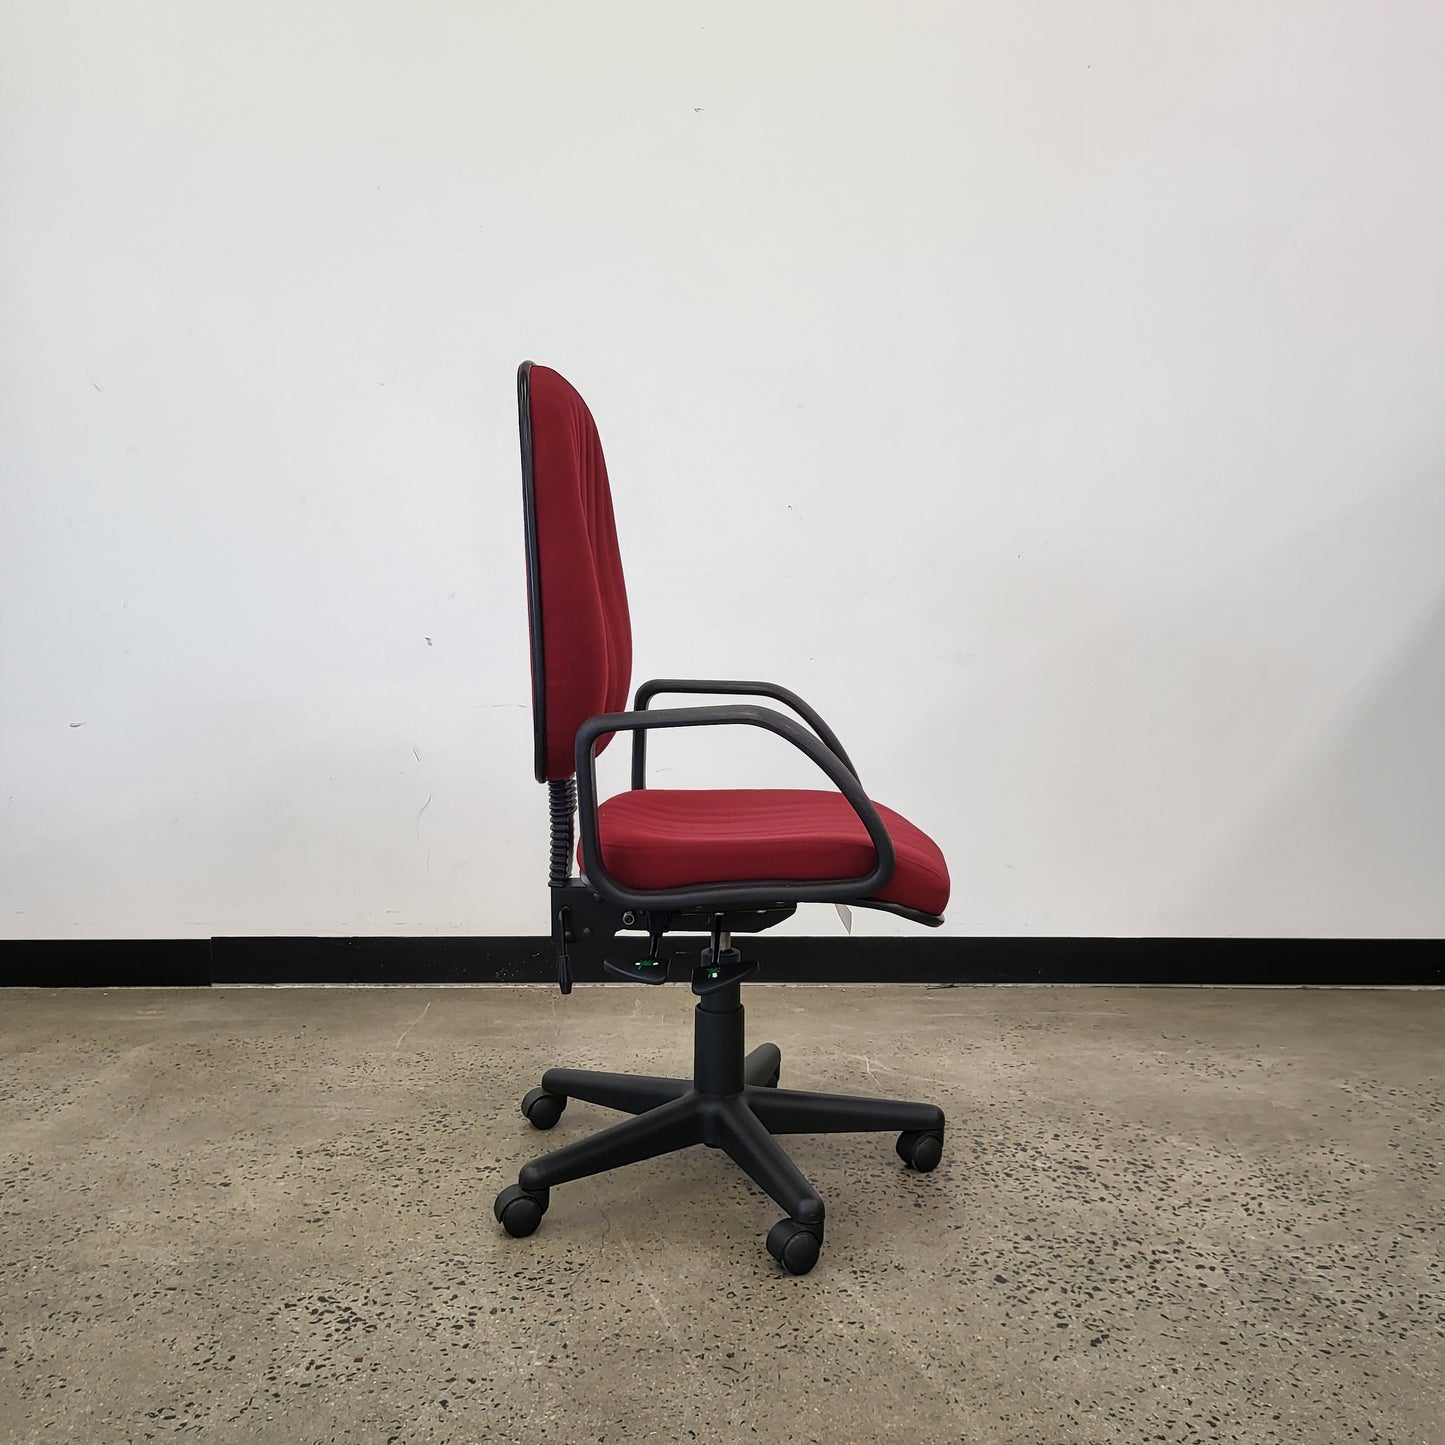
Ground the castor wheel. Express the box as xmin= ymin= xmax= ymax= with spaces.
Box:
xmin=521 ymin=1087 xmax=566 ymax=1130
xmin=896 ymin=1129 xmax=944 ymax=1172
xmin=766 ymin=1218 xmax=822 ymax=1276
xmin=494 ymin=1182 xmax=549 ymax=1237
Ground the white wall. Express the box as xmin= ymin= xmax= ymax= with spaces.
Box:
xmin=3 ymin=2 xmax=1443 ymax=941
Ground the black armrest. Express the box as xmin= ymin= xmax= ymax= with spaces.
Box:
xmin=630 ymin=678 xmax=858 ymax=788
xmin=575 ymin=704 xmax=895 ymax=913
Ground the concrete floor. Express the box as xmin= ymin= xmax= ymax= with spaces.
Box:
xmin=0 ymin=986 xmax=1440 ymax=1444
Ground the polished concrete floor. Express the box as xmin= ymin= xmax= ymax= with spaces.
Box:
xmin=0 ymin=984 xmax=1440 ymax=1443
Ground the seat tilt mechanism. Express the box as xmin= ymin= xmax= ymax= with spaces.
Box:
xmin=605 ymin=940 xmax=760 ymax=993
xmin=550 ymin=882 xmax=641 ymax=994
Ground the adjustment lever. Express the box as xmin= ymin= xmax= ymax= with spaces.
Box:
xmin=603 ymin=954 xmax=670 ymax=985
xmin=553 ymin=907 xmax=574 ymax=995
xmin=603 ymin=928 xmax=670 ymax=985
xmin=691 ymin=948 xmax=759 ymax=995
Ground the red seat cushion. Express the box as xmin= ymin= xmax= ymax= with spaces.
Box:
xmin=587 ymin=789 xmax=950 ymax=917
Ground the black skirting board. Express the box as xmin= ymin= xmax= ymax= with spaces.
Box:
xmin=0 ymin=936 xmax=1438 ymax=987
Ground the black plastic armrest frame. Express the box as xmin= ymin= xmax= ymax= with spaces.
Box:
xmin=575 ymin=704 xmax=895 ymax=913
xmin=630 ymin=679 xmax=858 ymax=788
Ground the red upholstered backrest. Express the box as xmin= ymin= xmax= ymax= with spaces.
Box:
xmin=520 ymin=364 xmax=633 ymax=782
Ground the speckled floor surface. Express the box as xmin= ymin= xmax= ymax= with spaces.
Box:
xmin=0 ymin=985 xmax=1440 ymax=1443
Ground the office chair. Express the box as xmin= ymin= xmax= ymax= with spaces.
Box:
xmin=494 ymin=363 xmax=950 ymax=1274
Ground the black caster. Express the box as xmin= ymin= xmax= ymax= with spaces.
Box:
xmin=762 ymin=1069 xmax=780 ymax=1089
xmin=766 ymin=1218 xmax=822 ymax=1276
xmin=522 ymin=1087 xmax=566 ymax=1130
xmin=494 ymin=1182 xmax=549 ymax=1237
xmin=896 ymin=1129 xmax=944 ymax=1172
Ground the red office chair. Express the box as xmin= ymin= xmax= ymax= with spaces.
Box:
xmin=494 ymin=363 xmax=950 ymax=1274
